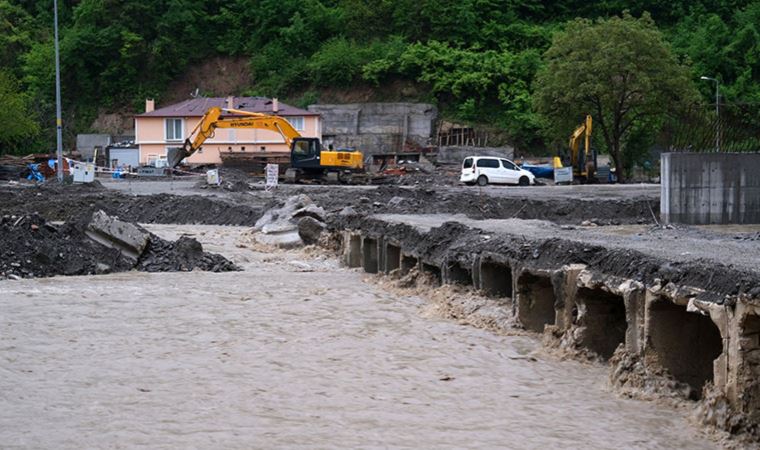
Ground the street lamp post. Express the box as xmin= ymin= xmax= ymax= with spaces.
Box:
xmin=53 ymin=0 xmax=63 ymax=182
xmin=700 ymin=76 xmax=720 ymax=152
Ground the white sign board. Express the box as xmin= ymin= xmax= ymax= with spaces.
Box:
xmin=265 ymin=164 xmax=279 ymax=191
xmin=554 ymin=167 xmax=573 ymax=184
xmin=206 ymin=169 xmax=220 ymax=185
xmin=72 ymin=162 xmax=95 ymax=183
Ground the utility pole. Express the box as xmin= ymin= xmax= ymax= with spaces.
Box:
xmin=700 ymin=76 xmax=720 ymax=152
xmin=54 ymin=0 xmax=64 ymax=182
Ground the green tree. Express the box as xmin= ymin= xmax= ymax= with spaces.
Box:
xmin=0 ymin=1 xmax=34 ymax=73
xmin=0 ymin=70 xmax=40 ymax=154
xmin=533 ymin=12 xmax=697 ymax=181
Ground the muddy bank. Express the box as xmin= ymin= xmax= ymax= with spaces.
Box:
xmin=287 ymin=185 xmax=659 ymax=224
xmin=0 ymin=212 xmax=238 ymax=279
xmin=332 ymin=214 xmax=760 ymax=302
xmin=1 ymin=181 xmax=658 ymax=227
xmin=0 ymin=182 xmax=269 ymax=225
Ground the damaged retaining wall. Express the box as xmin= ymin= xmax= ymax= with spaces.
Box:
xmin=331 ymin=214 xmax=760 ymax=434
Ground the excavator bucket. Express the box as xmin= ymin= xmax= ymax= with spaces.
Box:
xmin=166 ymin=147 xmax=189 ymax=168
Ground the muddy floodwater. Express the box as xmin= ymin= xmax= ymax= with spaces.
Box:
xmin=0 ymin=225 xmax=716 ymax=449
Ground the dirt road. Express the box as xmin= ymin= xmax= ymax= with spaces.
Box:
xmin=0 ymin=225 xmax=716 ymax=449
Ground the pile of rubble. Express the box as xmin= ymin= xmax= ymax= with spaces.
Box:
xmin=252 ymin=194 xmax=327 ymax=248
xmin=0 ymin=211 xmax=238 ymax=280
xmin=0 ymin=155 xmax=32 ymax=180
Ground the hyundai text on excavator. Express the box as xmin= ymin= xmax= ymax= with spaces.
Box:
xmin=166 ymin=106 xmax=364 ymax=182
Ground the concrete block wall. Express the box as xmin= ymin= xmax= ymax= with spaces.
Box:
xmin=76 ymin=134 xmax=112 ymax=160
xmin=661 ymin=152 xmax=760 ymax=224
xmin=436 ymin=146 xmax=515 ymax=165
xmin=308 ymin=103 xmax=437 ymax=155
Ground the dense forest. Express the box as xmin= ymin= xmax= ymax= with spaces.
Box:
xmin=1 ymin=0 xmax=758 ymax=164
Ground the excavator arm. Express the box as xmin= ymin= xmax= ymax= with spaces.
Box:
xmin=567 ymin=114 xmax=594 ymax=177
xmin=167 ymin=106 xmax=302 ymax=167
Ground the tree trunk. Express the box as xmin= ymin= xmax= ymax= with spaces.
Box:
xmin=610 ymin=147 xmax=625 ymax=183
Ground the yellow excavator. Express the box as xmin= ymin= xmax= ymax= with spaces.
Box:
xmin=555 ymin=114 xmax=597 ymax=182
xmin=166 ymin=106 xmax=364 ymax=182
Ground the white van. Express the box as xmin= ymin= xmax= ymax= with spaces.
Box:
xmin=460 ymin=156 xmax=536 ymax=186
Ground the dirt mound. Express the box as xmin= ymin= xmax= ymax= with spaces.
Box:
xmin=138 ymin=235 xmax=237 ymax=272
xmin=1 ymin=178 xmax=657 ymax=227
xmin=0 ymin=213 xmax=238 ymax=280
xmin=296 ymin=185 xmax=656 ymax=225
xmin=0 ymin=184 xmax=268 ymax=226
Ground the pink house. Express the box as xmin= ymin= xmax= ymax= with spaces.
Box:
xmin=135 ymin=96 xmax=321 ymax=166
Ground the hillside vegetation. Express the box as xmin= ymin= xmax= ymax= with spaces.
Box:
xmin=1 ymin=0 xmax=758 ymax=161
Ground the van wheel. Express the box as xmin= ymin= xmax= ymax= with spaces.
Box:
xmin=477 ymin=175 xmax=488 ymax=186
xmin=518 ymin=176 xmax=530 ymax=186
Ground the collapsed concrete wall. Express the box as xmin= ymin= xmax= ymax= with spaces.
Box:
xmin=661 ymin=152 xmax=760 ymax=224
xmin=308 ymin=103 xmax=437 ymax=155
xmin=331 ymin=215 xmax=760 ymax=435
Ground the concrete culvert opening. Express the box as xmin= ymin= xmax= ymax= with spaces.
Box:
xmin=446 ymin=261 xmax=472 ymax=286
xmin=347 ymin=234 xmax=362 ymax=268
xmin=517 ymin=273 xmax=556 ymax=333
xmin=421 ymin=262 xmax=442 ymax=285
xmin=385 ymin=244 xmax=401 ymax=273
xmin=576 ymin=287 xmax=627 ymax=360
xmin=648 ymin=299 xmax=723 ymax=399
xmin=400 ymin=254 xmax=417 ymax=275
xmin=480 ymin=260 xmax=512 ymax=298
xmin=362 ymin=237 xmax=378 ymax=273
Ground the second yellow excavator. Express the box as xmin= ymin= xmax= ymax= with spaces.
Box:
xmin=166 ymin=106 xmax=364 ymax=182
xmin=559 ymin=114 xmax=597 ymax=181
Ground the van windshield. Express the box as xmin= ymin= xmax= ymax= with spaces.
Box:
xmin=463 ymin=158 xmax=473 ymax=169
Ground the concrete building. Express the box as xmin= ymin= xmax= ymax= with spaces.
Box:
xmin=307 ymin=103 xmax=437 ymax=155
xmin=76 ymin=134 xmax=111 ymax=161
xmin=134 ymin=97 xmax=321 ymax=166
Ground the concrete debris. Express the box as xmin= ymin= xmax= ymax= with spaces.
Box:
xmin=298 ymin=216 xmax=326 ymax=245
xmin=86 ymin=210 xmax=150 ymax=259
xmin=253 ymin=195 xmax=327 ymax=248
xmin=0 ymin=211 xmax=238 ymax=280
xmin=388 ymin=196 xmax=405 ymax=208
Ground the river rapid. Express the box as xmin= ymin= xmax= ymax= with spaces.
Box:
xmin=0 ymin=225 xmax=716 ymax=449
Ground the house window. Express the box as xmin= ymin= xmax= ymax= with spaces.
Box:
xmin=287 ymin=116 xmax=305 ymax=132
xmin=165 ymin=118 xmax=184 ymax=141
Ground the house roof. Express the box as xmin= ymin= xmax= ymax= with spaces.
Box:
xmin=137 ymin=96 xmax=318 ymax=118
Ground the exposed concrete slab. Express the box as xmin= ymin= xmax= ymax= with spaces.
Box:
xmin=371 ymin=214 xmax=760 ymax=275
xmin=85 ymin=210 xmax=150 ymax=260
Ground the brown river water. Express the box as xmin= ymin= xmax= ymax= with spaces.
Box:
xmin=0 ymin=225 xmax=717 ymax=449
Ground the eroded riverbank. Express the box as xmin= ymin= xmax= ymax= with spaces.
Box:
xmin=0 ymin=225 xmax=719 ymax=448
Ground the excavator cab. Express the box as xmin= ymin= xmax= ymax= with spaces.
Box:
xmin=290 ymin=138 xmax=322 ymax=169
